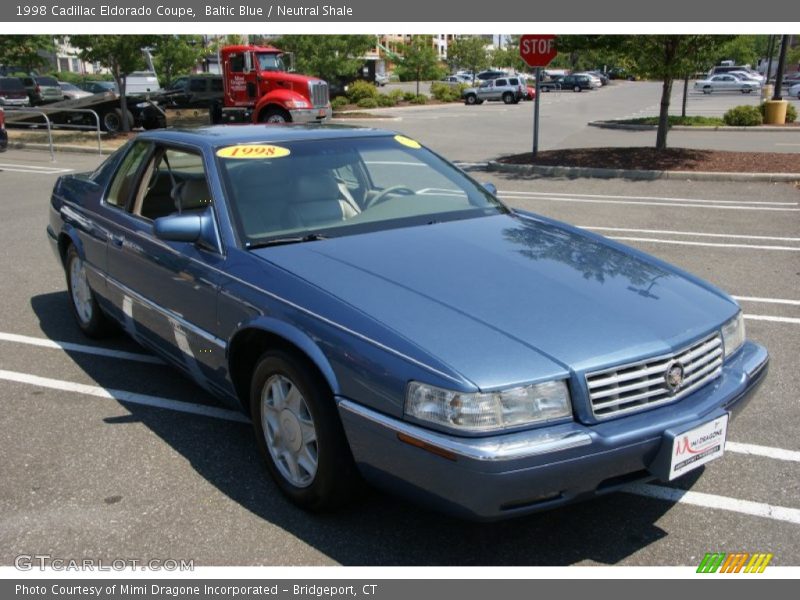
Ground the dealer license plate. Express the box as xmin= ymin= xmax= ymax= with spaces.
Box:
xmin=668 ymin=414 xmax=729 ymax=480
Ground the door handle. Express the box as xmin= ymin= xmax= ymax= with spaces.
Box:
xmin=110 ymin=234 xmax=124 ymax=247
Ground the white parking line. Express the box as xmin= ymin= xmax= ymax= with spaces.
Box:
xmin=501 ymin=190 xmax=799 ymax=207
xmin=580 ymin=226 xmax=800 ymax=243
xmin=499 ymin=195 xmax=800 ymax=212
xmin=726 ymin=441 xmax=800 ymax=463
xmin=624 ymin=483 xmax=800 ymax=526
xmin=607 ymin=236 xmax=800 ymax=251
xmin=0 ymin=331 xmax=163 ymax=364
xmin=744 ymin=314 xmax=800 ymax=325
xmin=0 ymin=369 xmax=249 ymax=423
xmin=0 ymin=163 xmax=73 ymax=174
xmin=733 ymin=296 xmax=800 ymax=306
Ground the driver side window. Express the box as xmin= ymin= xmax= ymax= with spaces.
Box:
xmin=132 ymin=147 xmax=212 ymax=221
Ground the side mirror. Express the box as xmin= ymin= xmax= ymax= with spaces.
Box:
xmin=154 ymin=208 xmax=220 ymax=252
xmin=154 ymin=213 xmax=202 ymax=243
xmin=482 ymin=182 xmax=498 ymax=196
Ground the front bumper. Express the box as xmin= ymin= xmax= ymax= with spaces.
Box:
xmin=338 ymin=340 xmax=768 ymax=520
xmin=289 ymin=106 xmax=332 ymax=124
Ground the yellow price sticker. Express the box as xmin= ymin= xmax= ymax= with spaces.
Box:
xmin=394 ymin=135 xmax=421 ymax=149
xmin=216 ymin=144 xmax=291 ymax=159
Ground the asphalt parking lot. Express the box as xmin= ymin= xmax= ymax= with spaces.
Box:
xmin=360 ymin=81 xmax=800 ymax=160
xmin=0 ymin=130 xmax=798 ymax=565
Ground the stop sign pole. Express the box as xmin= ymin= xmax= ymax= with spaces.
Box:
xmin=520 ymin=35 xmax=557 ymax=156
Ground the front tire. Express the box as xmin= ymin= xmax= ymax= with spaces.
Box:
xmin=65 ymin=245 xmax=113 ymax=338
xmin=259 ymin=107 xmax=291 ymax=123
xmin=250 ymin=350 xmax=360 ymax=511
xmin=465 ymin=94 xmax=478 ymax=105
xmin=573 ymin=85 xmax=582 ymax=92
xmin=502 ymin=92 xmax=514 ymax=104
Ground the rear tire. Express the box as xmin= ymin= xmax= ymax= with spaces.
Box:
xmin=65 ymin=245 xmax=114 ymax=338
xmin=101 ymin=108 xmax=134 ymax=133
xmin=250 ymin=350 xmax=361 ymax=511
xmin=573 ymin=85 xmax=582 ymax=92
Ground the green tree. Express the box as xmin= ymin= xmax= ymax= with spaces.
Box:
xmin=713 ymin=35 xmax=769 ymax=67
xmin=559 ymin=35 xmax=731 ymax=150
xmin=272 ymin=35 xmax=376 ymax=84
xmin=0 ymin=35 xmax=56 ymax=72
xmin=396 ymin=36 xmax=441 ymax=95
xmin=446 ymin=36 xmax=489 ymax=82
xmin=70 ymin=35 xmax=159 ymax=132
xmin=490 ymin=44 xmax=527 ymax=73
xmin=151 ymin=35 xmax=205 ymax=88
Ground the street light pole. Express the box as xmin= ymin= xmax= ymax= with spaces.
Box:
xmin=533 ymin=67 xmax=541 ymax=156
xmin=772 ymin=35 xmax=789 ymax=100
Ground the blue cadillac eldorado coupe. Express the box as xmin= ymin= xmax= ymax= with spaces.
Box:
xmin=47 ymin=125 xmax=768 ymax=520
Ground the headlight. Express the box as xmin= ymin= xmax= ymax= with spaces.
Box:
xmin=286 ymin=99 xmax=311 ymax=109
xmin=721 ymin=312 xmax=745 ymax=358
xmin=135 ymin=101 xmax=150 ymax=108
xmin=405 ymin=380 xmax=572 ymax=433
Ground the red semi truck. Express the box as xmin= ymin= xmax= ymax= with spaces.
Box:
xmin=211 ymin=44 xmax=331 ymax=125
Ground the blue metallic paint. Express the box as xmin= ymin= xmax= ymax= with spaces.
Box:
xmin=47 ymin=125 xmax=769 ymax=520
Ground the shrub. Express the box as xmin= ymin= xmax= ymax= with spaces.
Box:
xmin=409 ymin=94 xmax=428 ymax=105
xmin=429 ymin=82 xmax=468 ymax=102
xmin=388 ymin=89 xmax=405 ymax=103
xmin=377 ymin=94 xmax=396 ymax=107
xmin=402 ymin=92 xmax=417 ymax=102
xmin=330 ymin=96 xmax=349 ymax=109
xmin=723 ymin=105 xmax=763 ymax=126
xmin=346 ymin=80 xmax=379 ymax=104
xmin=785 ymin=103 xmax=797 ymax=123
xmin=356 ymin=97 xmax=379 ymax=109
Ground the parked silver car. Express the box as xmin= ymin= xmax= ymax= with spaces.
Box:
xmin=463 ymin=76 xmax=526 ymax=105
xmin=694 ymin=74 xmax=760 ymax=94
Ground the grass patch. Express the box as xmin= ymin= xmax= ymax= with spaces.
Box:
xmin=618 ymin=115 xmax=725 ymax=126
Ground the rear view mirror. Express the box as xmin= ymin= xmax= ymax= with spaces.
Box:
xmin=482 ymin=182 xmax=498 ymax=196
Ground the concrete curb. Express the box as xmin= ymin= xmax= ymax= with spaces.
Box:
xmin=589 ymin=120 xmax=800 ymax=132
xmin=488 ymin=160 xmax=800 ymax=183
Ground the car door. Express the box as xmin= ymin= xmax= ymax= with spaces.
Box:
xmin=476 ymin=80 xmax=493 ymax=101
xmin=102 ymin=142 xmax=231 ymax=397
xmin=491 ymin=79 xmax=507 ymax=100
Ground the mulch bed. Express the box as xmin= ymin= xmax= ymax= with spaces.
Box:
xmin=499 ymin=147 xmax=800 ymax=173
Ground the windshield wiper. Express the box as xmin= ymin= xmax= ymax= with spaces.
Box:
xmin=247 ymin=233 xmax=330 ymax=249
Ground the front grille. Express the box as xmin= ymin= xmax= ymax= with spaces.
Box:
xmin=309 ymin=81 xmax=329 ymax=107
xmin=586 ymin=333 xmax=723 ymax=420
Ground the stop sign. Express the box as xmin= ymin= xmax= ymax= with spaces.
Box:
xmin=519 ymin=35 xmax=557 ymax=68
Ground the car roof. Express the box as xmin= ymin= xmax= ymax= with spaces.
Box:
xmin=136 ymin=124 xmax=397 ymax=149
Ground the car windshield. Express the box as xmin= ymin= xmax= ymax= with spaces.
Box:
xmin=256 ymin=53 xmax=285 ymax=72
xmin=36 ymin=76 xmax=58 ymax=86
xmin=216 ymin=135 xmax=507 ymax=247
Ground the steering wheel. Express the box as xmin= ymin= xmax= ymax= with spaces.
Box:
xmin=365 ymin=185 xmax=416 ymax=208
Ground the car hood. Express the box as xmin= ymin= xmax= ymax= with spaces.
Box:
xmin=254 ymin=214 xmax=737 ymax=389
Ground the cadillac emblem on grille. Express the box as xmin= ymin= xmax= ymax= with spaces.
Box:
xmin=665 ymin=361 xmax=685 ymax=394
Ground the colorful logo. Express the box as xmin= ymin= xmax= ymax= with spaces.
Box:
xmin=697 ymin=552 xmax=773 ymax=573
